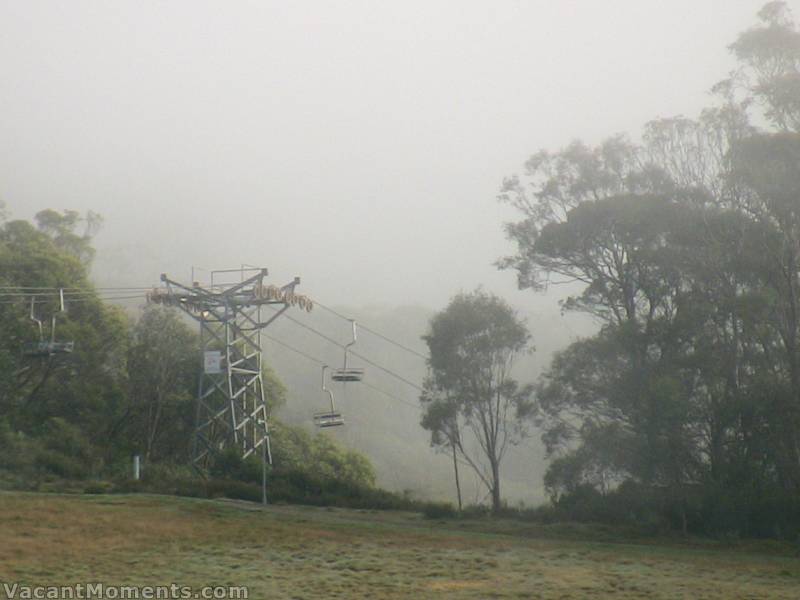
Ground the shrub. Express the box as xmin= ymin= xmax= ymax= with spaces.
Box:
xmin=113 ymin=478 xmax=144 ymax=493
xmin=171 ymin=478 xmax=207 ymax=498
xmin=206 ymin=478 xmax=262 ymax=502
xmin=140 ymin=462 xmax=196 ymax=484
xmin=35 ymin=449 xmax=88 ymax=480
xmin=84 ymin=481 xmax=113 ymax=494
xmin=422 ymin=502 xmax=457 ymax=519
xmin=461 ymin=504 xmax=491 ymax=519
xmin=209 ymin=448 xmax=262 ymax=484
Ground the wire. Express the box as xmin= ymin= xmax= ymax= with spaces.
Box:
xmin=74 ymin=294 xmax=146 ymax=303
xmin=350 ymin=350 xmax=424 ymax=391
xmin=265 ymin=330 xmax=535 ymax=441
xmin=1 ymin=281 xmax=531 ymax=421
xmin=4 ymin=286 xmax=531 ymax=445
xmin=5 ymin=283 xmax=539 ymax=452
xmin=4 ymin=286 xmax=432 ymax=394
xmin=262 ymin=332 xmax=422 ymax=411
xmin=262 ymin=333 xmax=324 ymax=366
xmin=0 ymin=285 xmax=154 ymax=289
xmin=1 ymin=285 xmax=431 ymax=363
xmin=361 ymin=380 xmax=421 ymax=411
xmin=313 ymin=300 xmax=429 ymax=360
xmin=262 ymin=333 xmax=536 ymax=453
xmin=0 ymin=294 xmax=146 ymax=304
xmin=0 ymin=286 xmax=153 ymax=292
xmin=274 ymin=310 xmax=344 ymax=347
xmin=269 ymin=309 xmax=425 ymax=391
xmin=0 ymin=294 xmax=147 ymax=306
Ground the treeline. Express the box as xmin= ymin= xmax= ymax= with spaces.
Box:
xmin=499 ymin=2 xmax=800 ymax=538
xmin=0 ymin=209 xmax=378 ymax=505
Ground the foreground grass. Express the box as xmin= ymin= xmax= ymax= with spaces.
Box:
xmin=0 ymin=492 xmax=798 ymax=599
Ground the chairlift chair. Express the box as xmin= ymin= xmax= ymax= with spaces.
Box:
xmin=314 ymin=411 xmax=344 ymax=428
xmin=330 ymin=320 xmax=364 ymax=383
xmin=24 ymin=341 xmax=75 ymax=357
xmin=23 ymin=290 xmax=74 ymax=358
xmin=313 ymin=365 xmax=345 ymax=428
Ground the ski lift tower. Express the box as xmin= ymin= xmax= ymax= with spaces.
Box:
xmin=150 ymin=267 xmax=312 ymax=471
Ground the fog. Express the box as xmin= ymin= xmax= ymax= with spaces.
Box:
xmin=0 ymin=1 xmax=767 ymax=306
xmin=0 ymin=1 xmax=776 ymax=502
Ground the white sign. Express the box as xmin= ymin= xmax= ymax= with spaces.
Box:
xmin=204 ymin=351 xmax=223 ymax=374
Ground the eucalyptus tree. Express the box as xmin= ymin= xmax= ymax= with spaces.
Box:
xmin=729 ymin=131 xmax=800 ymax=491
xmin=420 ymin=388 xmax=464 ymax=510
xmin=498 ymin=4 xmax=800 ymax=535
xmin=730 ymin=1 xmax=800 ymax=133
xmin=125 ymin=306 xmax=199 ymax=463
xmin=0 ymin=209 xmax=130 ymax=478
xmin=420 ymin=290 xmax=534 ymax=512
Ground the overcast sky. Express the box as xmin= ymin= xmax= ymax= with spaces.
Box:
xmin=0 ymin=0 xmax=780 ymax=310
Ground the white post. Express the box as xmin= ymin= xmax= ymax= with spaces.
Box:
xmin=261 ymin=438 xmax=268 ymax=506
xmin=133 ymin=455 xmax=140 ymax=481
xmin=257 ymin=418 xmax=268 ymax=506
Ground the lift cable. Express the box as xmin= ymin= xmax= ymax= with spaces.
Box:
xmin=0 ymin=286 xmax=153 ymax=292
xmin=0 ymin=294 xmax=146 ymax=306
xmin=7 ymin=289 xmax=432 ymax=393
xmin=4 ymin=286 xmax=536 ymax=440
xmin=0 ymin=287 xmax=426 ymax=382
xmin=312 ymin=300 xmax=428 ymax=361
xmin=267 ymin=308 xmax=425 ymax=392
xmin=262 ymin=332 xmax=325 ymax=368
xmin=263 ymin=331 xmax=538 ymax=451
xmin=262 ymin=332 xmax=422 ymax=411
xmin=3 ymin=284 xmax=537 ymax=450
xmin=0 ymin=286 xmax=430 ymax=364
xmin=360 ymin=380 xmax=421 ymax=411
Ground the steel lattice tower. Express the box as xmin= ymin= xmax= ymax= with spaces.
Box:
xmin=151 ymin=268 xmax=312 ymax=470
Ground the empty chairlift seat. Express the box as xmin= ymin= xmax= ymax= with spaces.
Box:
xmin=24 ymin=341 xmax=75 ymax=357
xmin=332 ymin=319 xmax=365 ymax=383
xmin=331 ymin=367 xmax=364 ymax=382
xmin=313 ymin=410 xmax=344 ymax=428
xmin=24 ymin=291 xmax=74 ymax=358
xmin=313 ymin=365 xmax=345 ymax=428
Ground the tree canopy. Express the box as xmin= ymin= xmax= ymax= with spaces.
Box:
xmin=0 ymin=209 xmax=378 ymax=501
xmin=499 ymin=2 xmax=800 ymax=536
xmin=420 ymin=290 xmax=534 ymax=512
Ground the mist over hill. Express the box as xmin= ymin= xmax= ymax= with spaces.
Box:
xmin=84 ymin=254 xmax=594 ymax=505
xmin=259 ymin=300 xmax=595 ymax=505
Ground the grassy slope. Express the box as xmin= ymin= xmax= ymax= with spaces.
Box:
xmin=1 ymin=492 xmax=798 ymax=599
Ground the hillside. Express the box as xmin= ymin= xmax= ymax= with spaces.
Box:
xmin=2 ymin=492 xmax=798 ymax=599
xmin=261 ymin=302 xmax=595 ymax=504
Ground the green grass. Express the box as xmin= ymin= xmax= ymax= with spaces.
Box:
xmin=1 ymin=492 xmax=799 ymax=599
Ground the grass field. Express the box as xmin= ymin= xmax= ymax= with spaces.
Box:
xmin=1 ymin=492 xmax=799 ymax=599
